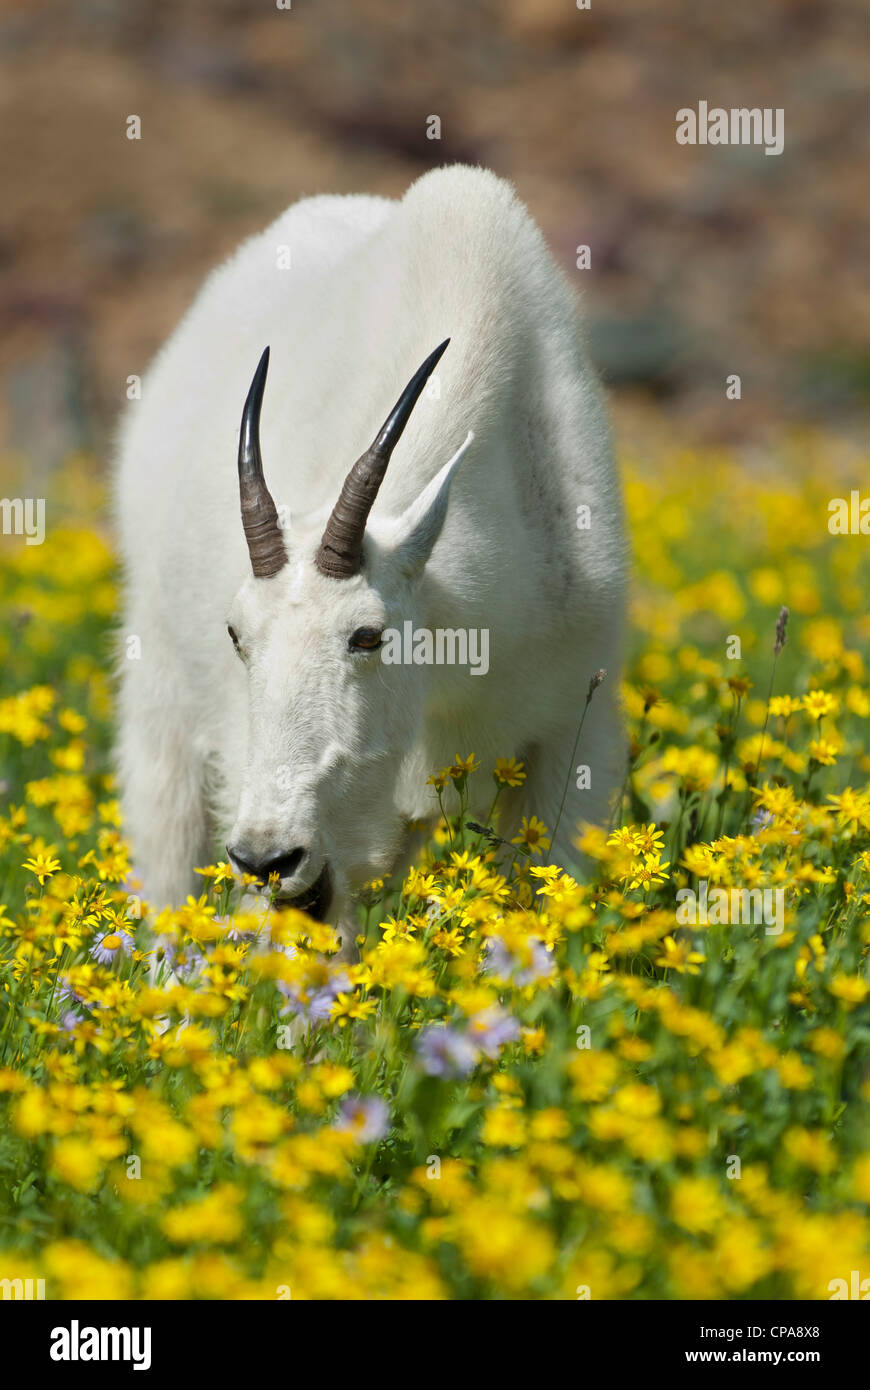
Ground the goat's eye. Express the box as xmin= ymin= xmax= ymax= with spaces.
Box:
xmin=227 ymin=624 xmax=241 ymax=653
xmin=349 ymin=626 xmax=384 ymax=652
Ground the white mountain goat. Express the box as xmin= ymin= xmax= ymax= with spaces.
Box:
xmin=114 ymin=165 xmax=627 ymax=940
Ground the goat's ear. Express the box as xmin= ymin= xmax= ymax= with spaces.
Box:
xmin=388 ymin=432 xmax=473 ymax=580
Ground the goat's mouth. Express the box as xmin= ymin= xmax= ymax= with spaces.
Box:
xmin=276 ymin=865 xmax=332 ymax=922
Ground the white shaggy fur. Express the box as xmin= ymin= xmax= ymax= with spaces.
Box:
xmin=114 ymin=165 xmax=627 ymax=933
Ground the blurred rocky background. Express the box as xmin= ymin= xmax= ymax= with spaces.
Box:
xmin=0 ymin=0 xmax=867 ymax=472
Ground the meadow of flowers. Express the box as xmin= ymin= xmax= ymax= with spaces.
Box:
xmin=0 ymin=438 xmax=868 ymax=1300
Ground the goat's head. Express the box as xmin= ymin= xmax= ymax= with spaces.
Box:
xmin=225 ymin=341 xmax=472 ymax=918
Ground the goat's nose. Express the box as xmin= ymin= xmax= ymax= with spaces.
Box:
xmin=226 ymin=844 xmax=308 ymax=885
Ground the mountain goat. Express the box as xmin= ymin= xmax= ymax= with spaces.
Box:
xmin=115 ymin=165 xmax=626 ymax=939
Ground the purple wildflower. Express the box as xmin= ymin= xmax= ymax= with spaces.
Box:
xmin=57 ymin=981 xmax=84 ymax=1007
xmin=277 ymin=970 xmax=349 ymax=1024
xmin=224 ymin=914 xmax=260 ymax=944
xmin=89 ymin=930 xmax=135 ymax=966
xmin=333 ymin=1094 xmax=390 ymax=1143
xmin=468 ymin=1005 xmax=521 ymax=1060
xmin=416 ymin=1023 xmax=479 ymax=1079
xmin=169 ymin=947 xmax=205 ymax=980
xmin=484 ymin=936 xmax=556 ymax=986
